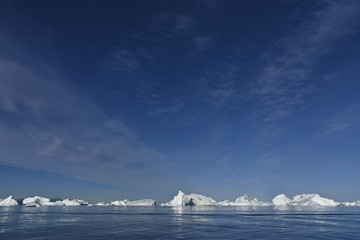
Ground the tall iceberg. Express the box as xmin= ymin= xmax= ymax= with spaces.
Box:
xmin=162 ymin=190 xmax=218 ymax=206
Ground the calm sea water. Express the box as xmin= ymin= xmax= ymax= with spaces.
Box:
xmin=1 ymin=206 xmax=360 ymax=239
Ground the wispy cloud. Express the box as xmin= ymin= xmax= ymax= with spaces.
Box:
xmin=197 ymin=58 xmax=245 ymax=108
xmin=0 ymin=54 xmax=180 ymax=193
xmin=253 ymin=0 xmax=360 ymax=121
xmin=105 ymin=47 xmax=149 ymax=79
xmin=176 ymin=15 xmax=195 ymax=30
xmin=318 ymin=103 xmax=360 ymax=135
xmin=148 ymin=102 xmax=184 ymax=117
xmin=193 ymin=35 xmax=213 ymax=51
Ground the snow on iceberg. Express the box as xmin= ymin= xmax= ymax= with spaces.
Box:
xmin=23 ymin=196 xmax=64 ymax=207
xmin=0 ymin=196 xmax=19 ymax=206
xmin=111 ymin=199 xmax=156 ymax=206
xmin=272 ymin=194 xmax=292 ymax=207
xmin=61 ymin=199 xmax=89 ymax=206
xmin=219 ymin=195 xmax=270 ymax=206
xmin=162 ymin=190 xmax=218 ymax=206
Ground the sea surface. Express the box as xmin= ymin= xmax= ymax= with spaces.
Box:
xmin=1 ymin=206 xmax=360 ymax=239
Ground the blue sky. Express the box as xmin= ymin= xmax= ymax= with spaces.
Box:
xmin=1 ymin=0 xmax=360 ymax=203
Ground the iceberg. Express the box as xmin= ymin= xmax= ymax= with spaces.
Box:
xmin=23 ymin=196 xmax=64 ymax=207
xmin=339 ymin=201 xmax=360 ymax=207
xmin=271 ymin=194 xmax=339 ymax=207
xmin=127 ymin=199 xmax=156 ymax=206
xmin=111 ymin=200 xmax=128 ymax=206
xmin=0 ymin=196 xmax=19 ymax=206
xmin=272 ymin=194 xmax=292 ymax=206
xmin=290 ymin=194 xmax=338 ymax=207
xmin=162 ymin=190 xmax=218 ymax=206
xmin=61 ymin=199 xmax=89 ymax=206
xmin=111 ymin=199 xmax=156 ymax=206
xmin=219 ymin=195 xmax=270 ymax=206
xmin=95 ymin=202 xmax=111 ymax=206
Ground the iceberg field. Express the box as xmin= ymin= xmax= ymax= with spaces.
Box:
xmin=1 ymin=191 xmax=360 ymax=207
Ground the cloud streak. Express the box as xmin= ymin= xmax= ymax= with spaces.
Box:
xmin=253 ymin=0 xmax=360 ymax=121
xmin=0 ymin=54 xmax=179 ymax=193
xmin=318 ymin=103 xmax=360 ymax=135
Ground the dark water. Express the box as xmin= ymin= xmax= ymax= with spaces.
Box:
xmin=1 ymin=206 xmax=360 ymax=239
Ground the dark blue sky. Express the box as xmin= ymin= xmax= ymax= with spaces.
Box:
xmin=1 ymin=0 xmax=360 ymax=203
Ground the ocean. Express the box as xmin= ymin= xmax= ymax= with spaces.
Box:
xmin=1 ymin=206 xmax=360 ymax=239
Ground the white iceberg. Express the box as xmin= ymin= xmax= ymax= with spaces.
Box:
xmin=95 ymin=202 xmax=111 ymax=206
xmin=339 ymin=201 xmax=360 ymax=206
xmin=272 ymin=194 xmax=292 ymax=206
xmin=0 ymin=196 xmax=19 ymax=206
xmin=111 ymin=200 xmax=128 ymax=206
xmin=127 ymin=199 xmax=156 ymax=206
xmin=111 ymin=199 xmax=156 ymax=206
xmin=61 ymin=199 xmax=89 ymax=206
xmin=219 ymin=195 xmax=270 ymax=206
xmin=290 ymin=194 xmax=338 ymax=207
xmin=162 ymin=190 xmax=218 ymax=206
xmin=271 ymin=194 xmax=339 ymax=207
xmin=23 ymin=196 xmax=64 ymax=207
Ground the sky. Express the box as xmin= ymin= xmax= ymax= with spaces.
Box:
xmin=1 ymin=0 xmax=360 ymax=203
